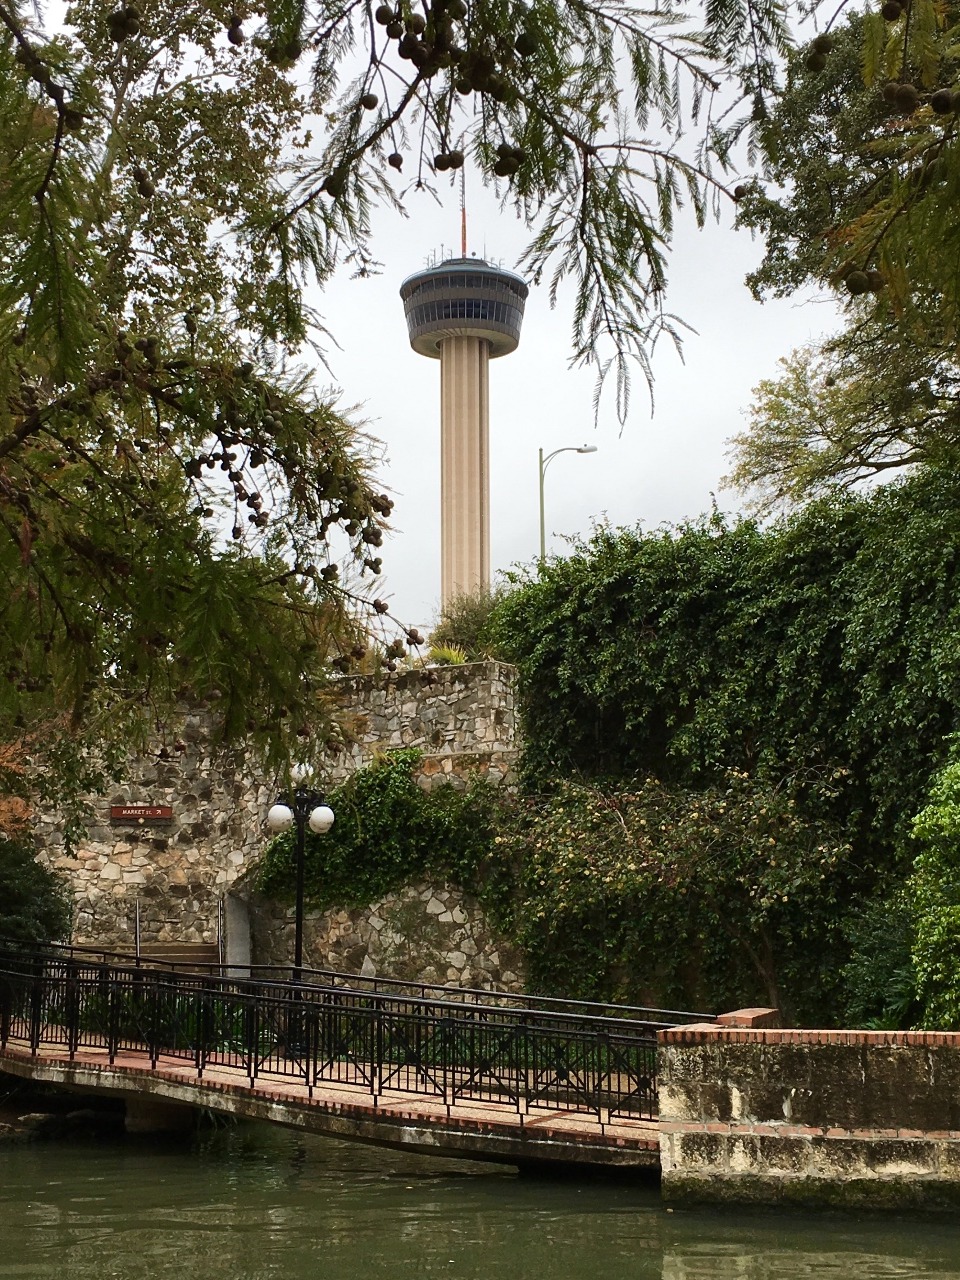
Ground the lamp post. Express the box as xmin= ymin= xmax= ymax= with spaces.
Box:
xmin=538 ymin=444 xmax=598 ymax=562
xmin=266 ymin=767 xmax=335 ymax=985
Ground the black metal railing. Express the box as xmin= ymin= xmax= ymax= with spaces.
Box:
xmin=10 ymin=939 xmax=712 ymax=1026
xmin=0 ymin=943 xmax=712 ymax=1130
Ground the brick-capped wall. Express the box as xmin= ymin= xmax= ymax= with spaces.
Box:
xmin=657 ymin=1022 xmax=960 ymax=1211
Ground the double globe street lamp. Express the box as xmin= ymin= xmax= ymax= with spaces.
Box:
xmin=266 ymin=766 xmax=335 ymax=984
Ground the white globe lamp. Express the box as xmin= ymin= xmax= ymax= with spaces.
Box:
xmin=266 ymin=803 xmax=295 ymax=833
xmin=308 ymin=804 xmax=335 ymax=835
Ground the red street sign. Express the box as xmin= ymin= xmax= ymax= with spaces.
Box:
xmin=109 ymin=804 xmax=173 ymax=822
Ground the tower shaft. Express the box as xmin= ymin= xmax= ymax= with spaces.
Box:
xmin=440 ymin=335 xmax=490 ymax=603
xmin=400 ymin=256 xmax=527 ymax=610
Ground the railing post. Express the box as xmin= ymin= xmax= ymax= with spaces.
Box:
xmin=66 ymin=959 xmax=81 ymax=1059
xmin=0 ymin=970 xmax=11 ymax=1049
xmin=29 ymin=960 xmax=44 ymax=1055
xmin=517 ymin=1017 xmax=528 ymax=1125
xmin=441 ymin=1014 xmax=453 ymax=1118
xmin=146 ymin=969 xmax=161 ymax=1068
xmin=195 ymin=987 xmax=213 ymax=1079
xmin=106 ymin=971 xmax=121 ymax=1064
xmin=244 ymin=995 xmax=257 ymax=1087
xmin=372 ymin=996 xmax=382 ymax=1106
xmin=303 ymin=998 xmax=317 ymax=1098
xmin=595 ymin=1028 xmax=608 ymax=1132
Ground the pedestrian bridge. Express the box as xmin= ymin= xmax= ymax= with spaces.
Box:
xmin=0 ymin=943 xmax=710 ymax=1170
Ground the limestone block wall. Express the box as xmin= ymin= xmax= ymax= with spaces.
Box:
xmin=328 ymin=661 xmax=518 ymax=780
xmin=33 ymin=710 xmax=274 ymax=951
xmin=658 ymin=1021 xmax=960 ymax=1211
xmin=32 ymin=662 xmax=521 ymax=985
xmin=240 ymin=660 xmax=522 ymax=986
xmin=250 ymin=882 xmax=526 ymax=992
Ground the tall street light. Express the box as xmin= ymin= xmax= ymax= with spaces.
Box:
xmin=266 ymin=766 xmax=335 ymax=985
xmin=539 ymin=444 xmax=598 ymax=562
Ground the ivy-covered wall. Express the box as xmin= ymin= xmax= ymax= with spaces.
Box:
xmin=484 ymin=466 xmax=960 ymax=1027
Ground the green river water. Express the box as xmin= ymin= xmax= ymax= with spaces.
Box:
xmin=2 ymin=1122 xmax=960 ymax=1280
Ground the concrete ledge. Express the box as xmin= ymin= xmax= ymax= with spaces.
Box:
xmin=662 ymin=1171 xmax=960 ymax=1212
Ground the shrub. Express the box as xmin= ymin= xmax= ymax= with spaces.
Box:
xmin=910 ymin=759 xmax=960 ymax=1028
xmin=0 ymin=836 xmax=72 ymax=946
xmin=429 ymin=587 xmax=508 ymax=660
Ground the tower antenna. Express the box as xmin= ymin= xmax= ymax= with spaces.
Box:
xmin=460 ymin=167 xmax=467 ymax=257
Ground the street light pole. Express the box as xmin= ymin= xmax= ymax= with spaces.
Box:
xmin=538 ymin=444 xmax=598 ymax=562
xmin=292 ymin=799 xmax=309 ymax=979
xmin=266 ymin=773 xmax=334 ymax=986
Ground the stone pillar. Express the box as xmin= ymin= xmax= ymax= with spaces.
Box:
xmin=439 ymin=335 xmax=490 ymax=604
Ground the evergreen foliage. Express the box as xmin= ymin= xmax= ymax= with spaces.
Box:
xmin=0 ymin=837 xmax=72 ymax=945
xmin=492 ymin=773 xmax=851 ymax=1021
xmin=255 ymin=748 xmax=503 ymax=912
xmin=489 ymin=467 xmax=960 ymax=872
xmin=909 ymin=758 xmax=960 ymax=1028
xmin=840 ymin=888 xmax=921 ymax=1030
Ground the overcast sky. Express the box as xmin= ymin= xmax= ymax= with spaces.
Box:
xmin=309 ymin=176 xmax=840 ymax=632
xmin=40 ymin=3 xmax=838 ymax=634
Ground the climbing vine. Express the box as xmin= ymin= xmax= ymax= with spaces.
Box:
xmin=255 ymin=749 xmax=505 ymax=914
xmin=488 ymin=466 xmax=960 ymax=871
xmin=256 ymin=750 xmax=853 ymax=1022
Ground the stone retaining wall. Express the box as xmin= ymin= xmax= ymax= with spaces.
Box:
xmin=33 ymin=662 xmax=521 ymax=989
xmin=249 ymin=881 xmax=525 ymax=991
xmin=330 ymin=662 xmax=517 ymax=774
xmin=33 ymin=711 xmax=268 ymax=951
xmin=658 ymin=1020 xmax=960 ymax=1211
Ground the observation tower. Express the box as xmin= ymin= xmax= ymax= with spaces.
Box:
xmin=400 ymin=255 xmax=528 ymax=605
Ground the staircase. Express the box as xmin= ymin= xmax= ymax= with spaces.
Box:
xmin=136 ymin=942 xmax=220 ymax=970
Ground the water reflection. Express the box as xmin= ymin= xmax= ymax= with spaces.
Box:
xmin=1 ymin=1127 xmax=960 ymax=1279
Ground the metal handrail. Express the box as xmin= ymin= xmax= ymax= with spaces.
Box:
xmin=0 ymin=944 xmax=680 ymax=1128
xmin=2 ymin=938 xmax=713 ymax=1027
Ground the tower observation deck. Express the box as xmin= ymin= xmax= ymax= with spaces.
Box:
xmin=401 ymin=257 xmax=528 ymax=606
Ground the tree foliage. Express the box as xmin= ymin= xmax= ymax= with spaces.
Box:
xmin=729 ymin=8 xmax=960 ymax=505
xmin=428 ymin=586 xmax=506 ymax=659
xmin=727 ymin=326 xmax=960 ymax=512
xmin=489 ymin=466 xmax=960 ymax=868
xmin=0 ymin=836 xmax=72 ymax=945
xmin=2 ymin=0 xmax=793 ymax=428
xmin=740 ymin=5 xmax=960 ymax=330
xmin=1 ymin=0 xmax=413 ymax=793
